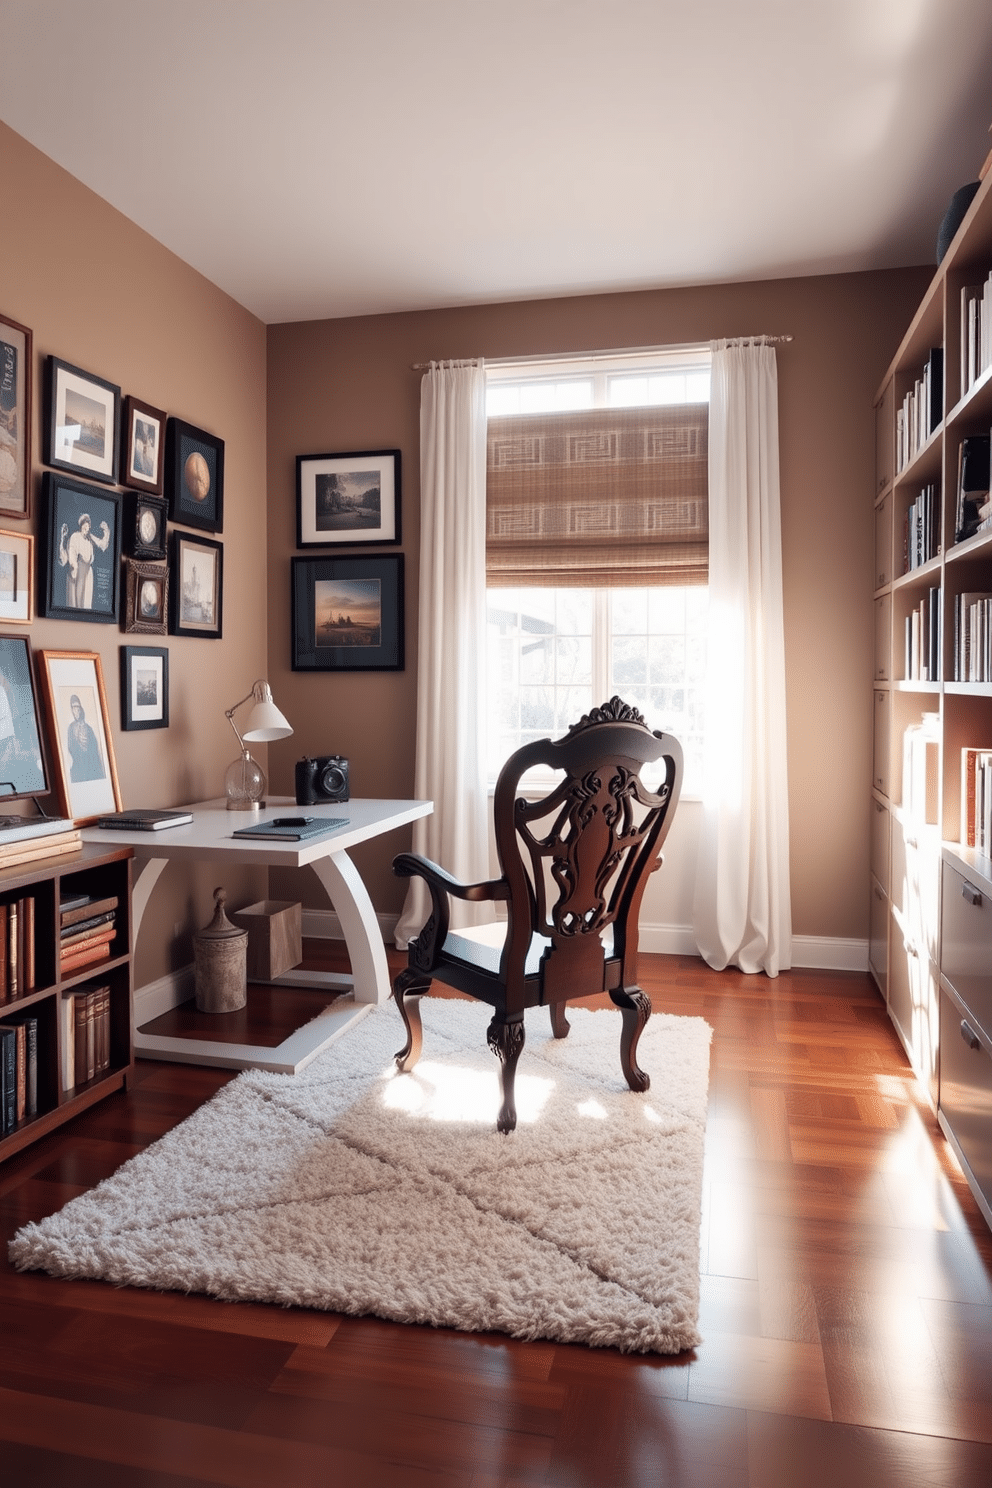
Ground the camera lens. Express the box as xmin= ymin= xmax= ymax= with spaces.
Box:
xmin=319 ymin=764 xmax=346 ymax=797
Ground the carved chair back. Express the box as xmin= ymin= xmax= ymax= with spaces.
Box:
xmin=492 ymin=698 xmax=683 ymax=1009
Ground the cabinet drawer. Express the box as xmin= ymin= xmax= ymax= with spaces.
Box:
xmin=874 ymin=595 xmax=891 ymax=681
xmin=873 ymin=691 xmax=890 ymax=796
xmin=870 ymin=798 xmax=890 ymax=885
xmin=941 ymin=860 xmax=992 ymax=1040
xmin=939 ymin=985 xmax=992 ymax=1217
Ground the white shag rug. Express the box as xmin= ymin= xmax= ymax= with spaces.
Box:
xmin=9 ymin=998 xmax=712 ymax=1355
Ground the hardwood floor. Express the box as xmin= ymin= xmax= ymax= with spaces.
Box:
xmin=2 ymin=948 xmax=992 ymax=1486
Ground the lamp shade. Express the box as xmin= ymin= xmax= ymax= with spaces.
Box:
xmin=242 ymin=697 xmax=293 ymax=742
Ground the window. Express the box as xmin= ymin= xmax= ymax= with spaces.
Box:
xmin=485 ymin=349 xmax=710 ymax=792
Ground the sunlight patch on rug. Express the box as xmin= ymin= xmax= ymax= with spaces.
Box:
xmin=9 ymin=999 xmax=712 ymax=1354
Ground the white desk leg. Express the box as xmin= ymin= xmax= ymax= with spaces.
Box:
xmin=309 ymin=849 xmax=390 ymax=1005
xmin=131 ymin=857 xmax=170 ymax=949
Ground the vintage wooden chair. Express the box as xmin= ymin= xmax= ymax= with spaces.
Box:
xmin=391 ymin=697 xmax=683 ymax=1131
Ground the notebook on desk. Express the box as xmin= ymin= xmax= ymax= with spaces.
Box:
xmin=231 ymin=817 xmax=348 ymax=842
xmin=97 ymin=809 xmax=194 ymax=831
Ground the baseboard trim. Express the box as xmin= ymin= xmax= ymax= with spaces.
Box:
xmin=298 ymin=912 xmax=869 ymax=975
xmin=133 ymin=965 xmax=195 ymax=1025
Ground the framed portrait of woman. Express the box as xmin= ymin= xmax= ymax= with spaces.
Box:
xmin=36 ymin=649 xmax=122 ymax=823
xmin=40 ymin=472 xmax=121 ymax=624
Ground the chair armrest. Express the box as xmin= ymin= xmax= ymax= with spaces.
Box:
xmin=393 ymin=852 xmax=509 ymax=971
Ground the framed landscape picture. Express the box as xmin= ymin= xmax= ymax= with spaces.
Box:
xmin=37 ymin=649 xmax=122 ymax=823
xmin=166 ymin=417 xmax=224 ymax=532
xmin=45 ymin=356 xmax=120 ymax=485
xmin=120 ymin=645 xmax=169 ymax=730
xmin=169 ymin=531 xmax=222 ymax=638
xmin=121 ymin=395 xmax=166 ymax=494
xmin=292 ymin=554 xmax=403 ymax=671
xmin=40 ymin=472 xmax=121 ymax=624
xmin=296 ymin=448 xmax=401 ymax=548
xmin=0 ymin=312 xmax=32 ymax=517
xmin=0 ymin=633 xmax=48 ymax=802
xmin=0 ymin=529 xmax=34 ymax=624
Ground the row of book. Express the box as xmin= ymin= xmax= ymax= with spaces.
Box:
xmin=904 ymin=587 xmax=941 ymax=683
xmin=896 ymin=348 xmax=943 ymax=474
xmin=903 ymin=481 xmax=940 ymax=572
xmin=961 ymin=746 xmax=992 ymax=852
xmin=952 ymin=590 xmax=992 ymax=682
xmin=953 ymin=434 xmax=990 ymax=543
xmin=961 ymin=276 xmax=992 ymax=399
xmin=0 ymin=896 xmax=36 ymax=1003
xmin=0 ymin=1013 xmax=38 ymax=1134
xmin=0 ymin=819 xmax=82 ymax=872
xmin=60 ymin=985 xmax=112 ymax=1091
xmin=59 ymin=891 xmax=121 ymax=976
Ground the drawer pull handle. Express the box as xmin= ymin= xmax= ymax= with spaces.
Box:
xmin=961 ymin=880 xmax=983 ymax=907
xmin=960 ymin=1019 xmax=982 ymax=1052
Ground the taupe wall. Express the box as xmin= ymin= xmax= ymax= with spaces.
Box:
xmin=3 ymin=122 xmax=269 ymax=985
xmin=266 ymin=270 xmax=932 ymax=944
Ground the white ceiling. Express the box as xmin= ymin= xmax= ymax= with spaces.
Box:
xmin=2 ymin=1 xmax=991 ymax=325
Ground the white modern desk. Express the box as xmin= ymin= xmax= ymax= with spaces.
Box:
xmin=81 ymin=796 xmax=432 ymax=1074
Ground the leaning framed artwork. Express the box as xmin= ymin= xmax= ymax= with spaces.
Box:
xmin=0 ymin=529 xmax=34 ymax=624
xmin=40 ymin=472 xmax=121 ymax=624
xmin=45 ymin=356 xmax=120 ymax=486
xmin=169 ymin=531 xmax=222 ymax=638
xmin=296 ymin=449 xmax=401 ymax=548
xmin=36 ymin=649 xmax=122 ymax=823
xmin=0 ymin=311 xmax=32 ymax=517
xmin=121 ymin=395 xmax=167 ymax=495
xmin=120 ymin=645 xmax=169 ymax=731
xmin=292 ymin=553 xmax=404 ymax=671
xmin=0 ymin=633 xmax=49 ymax=802
xmin=166 ymin=417 xmax=224 ymax=532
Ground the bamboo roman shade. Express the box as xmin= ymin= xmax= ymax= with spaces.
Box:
xmin=486 ymin=403 xmax=708 ymax=587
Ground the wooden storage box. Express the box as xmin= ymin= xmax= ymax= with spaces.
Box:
xmin=233 ymin=899 xmax=302 ymax=982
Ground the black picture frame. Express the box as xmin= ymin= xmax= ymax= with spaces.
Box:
xmin=40 ymin=472 xmax=121 ymax=624
xmin=292 ymin=554 xmax=404 ymax=671
xmin=296 ymin=449 xmax=401 ymax=548
xmin=44 ymin=356 xmax=120 ymax=486
xmin=120 ymin=645 xmax=169 ymax=731
xmin=124 ymin=492 xmax=167 ymax=560
xmin=123 ymin=559 xmax=168 ymax=635
xmin=169 ymin=530 xmax=223 ymax=639
xmin=121 ymin=395 xmax=167 ymax=495
xmin=0 ymin=632 xmax=49 ymax=803
xmin=0 ymin=311 xmax=32 ymax=518
xmin=166 ymin=417 xmax=224 ymax=532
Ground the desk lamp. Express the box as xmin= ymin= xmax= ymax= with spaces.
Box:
xmin=224 ymin=679 xmax=293 ymax=810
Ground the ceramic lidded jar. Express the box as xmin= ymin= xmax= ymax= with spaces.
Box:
xmin=194 ymin=887 xmax=248 ymax=1013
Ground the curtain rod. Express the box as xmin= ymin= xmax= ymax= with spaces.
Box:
xmin=410 ymin=336 xmax=793 ymax=371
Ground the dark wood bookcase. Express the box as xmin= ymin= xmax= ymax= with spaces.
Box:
xmin=0 ymin=841 xmax=133 ymax=1163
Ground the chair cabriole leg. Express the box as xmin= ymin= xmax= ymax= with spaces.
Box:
xmin=393 ymin=968 xmax=430 ymax=1071
xmin=487 ymin=1014 xmax=525 ymax=1133
xmin=611 ymin=986 xmax=651 ymax=1093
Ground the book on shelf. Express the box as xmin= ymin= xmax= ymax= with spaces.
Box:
xmin=896 ymin=349 xmax=944 ymax=473
xmin=61 ymin=986 xmax=111 ymax=1092
xmin=60 ymin=923 xmax=116 ymax=957
xmin=60 ymin=893 xmax=119 ymax=929
xmin=0 ymin=893 xmax=35 ymax=1004
xmin=60 ymin=941 xmax=112 ymax=976
xmin=60 ymin=909 xmax=116 ymax=944
xmin=961 ymin=747 xmax=992 ymax=849
xmin=0 ymin=1024 xmax=15 ymax=1134
xmin=0 ymin=830 xmax=82 ymax=872
xmin=960 ymin=275 xmax=992 ymax=396
xmin=7 ymin=1014 xmax=37 ymax=1120
xmin=954 ymin=434 xmax=991 ymax=543
xmin=0 ymin=815 xmax=75 ymax=846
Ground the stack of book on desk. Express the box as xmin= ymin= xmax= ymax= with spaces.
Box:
xmin=60 ymin=986 xmax=111 ymax=1091
xmin=0 ymin=816 xmax=81 ymax=871
xmin=59 ymin=891 xmax=120 ymax=975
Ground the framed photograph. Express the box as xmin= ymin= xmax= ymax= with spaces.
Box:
xmin=296 ymin=448 xmax=401 ymax=548
xmin=0 ymin=634 xmax=49 ymax=802
xmin=0 ymin=312 xmax=32 ymax=517
xmin=123 ymin=559 xmax=168 ymax=635
xmin=40 ymin=472 xmax=121 ymax=624
xmin=292 ymin=554 xmax=404 ymax=671
xmin=121 ymin=395 xmax=166 ymax=494
xmin=36 ymin=649 xmax=122 ymax=823
xmin=120 ymin=645 xmax=168 ymax=731
xmin=0 ymin=529 xmax=34 ymax=624
xmin=45 ymin=356 xmax=120 ymax=485
xmin=124 ymin=492 xmax=167 ymax=560
xmin=166 ymin=418 xmax=224 ymax=532
xmin=169 ymin=531 xmax=222 ymax=638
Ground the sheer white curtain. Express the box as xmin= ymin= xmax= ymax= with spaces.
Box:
xmin=692 ymin=338 xmax=792 ymax=975
xmin=394 ymin=361 xmax=494 ymax=948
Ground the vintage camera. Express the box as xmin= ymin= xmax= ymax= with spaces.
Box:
xmin=295 ymin=755 xmax=350 ymax=805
